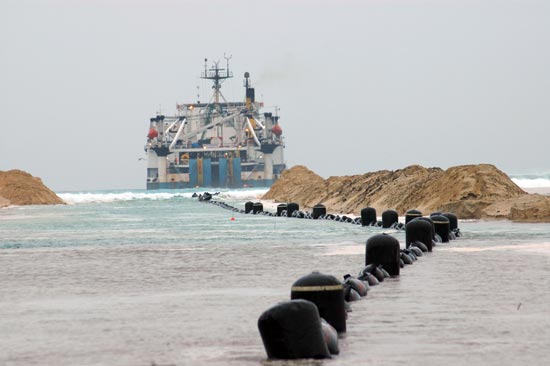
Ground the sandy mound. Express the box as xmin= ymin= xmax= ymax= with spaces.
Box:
xmin=482 ymin=194 xmax=550 ymax=222
xmin=263 ymin=164 xmax=549 ymax=222
xmin=263 ymin=165 xmax=325 ymax=204
xmin=0 ymin=170 xmax=65 ymax=207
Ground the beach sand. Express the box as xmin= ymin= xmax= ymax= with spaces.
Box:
xmin=524 ymin=187 xmax=550 ymax=195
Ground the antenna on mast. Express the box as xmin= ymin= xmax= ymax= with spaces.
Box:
xmin=224 ymin=53 xmax=232 ymax=75
xmin=201 ymin=56 xmax=233 ymax=104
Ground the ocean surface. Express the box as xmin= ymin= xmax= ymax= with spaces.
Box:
xmin=510 ymin=172 xmax=550 ymax=188
xmin=1 ymin=185 xmax=550 ymax=366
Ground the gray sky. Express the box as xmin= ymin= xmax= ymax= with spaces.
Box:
xmin=1 ymin=0 xmax=549 ymax=191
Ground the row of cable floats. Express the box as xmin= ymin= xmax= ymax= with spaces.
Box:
xmin=194 ymin=192 xmax=460 ymax=242
xmin=193 ymin=192 xmax=461 ymax=360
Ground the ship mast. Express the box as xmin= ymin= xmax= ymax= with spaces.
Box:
xmin=201 ymin=54 xmax=233 ymax=104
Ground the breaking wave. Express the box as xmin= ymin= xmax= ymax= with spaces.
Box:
xmin=58 ymin=188 xmax=268 ymax=205
xmin=216 ymin=189 xmax=268 ymax=200
xmin=510 ymin=173 xmax=550 ymax=188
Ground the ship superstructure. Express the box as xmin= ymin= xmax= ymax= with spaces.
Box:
xmin=145 ymin=57 xmax=286 ymax=190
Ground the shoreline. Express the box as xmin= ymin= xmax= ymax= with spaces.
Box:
xmin=523 ymin=187 xmax=550 ymax=195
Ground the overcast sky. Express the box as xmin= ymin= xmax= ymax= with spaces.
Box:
xmin=1 ymin=0 xmax=549 ymax=191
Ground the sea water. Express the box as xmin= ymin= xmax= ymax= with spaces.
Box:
xmin=1 ymin=188 xmax=549 ymax=366
xmin=510 ymin=173 xmax=550 ymax=189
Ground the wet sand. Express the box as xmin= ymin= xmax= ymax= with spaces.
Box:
xmin=524 ymin=187 xmax=550 ymax=195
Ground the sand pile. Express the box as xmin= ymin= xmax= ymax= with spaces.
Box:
xmin=263 ymin=164 xmax=550 ymax=222
xmin=482 ymin=194 xmax=550 ymax=222
xmin=263 ymin=165 xmax=325 ymax=204
xmin=0 ymin=170 xmax=65 ymax=207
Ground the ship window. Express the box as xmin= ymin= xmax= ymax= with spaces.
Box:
xmin=147 ymin=168 xmax=158 ymax=178
xmin=168 ymin=167 xmax=189 ymax=174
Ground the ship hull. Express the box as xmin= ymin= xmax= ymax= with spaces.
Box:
xmin=146 ymin=154 xmax=285 ymax=190
xmin=146 ymin=179 xmax=275 ymax=190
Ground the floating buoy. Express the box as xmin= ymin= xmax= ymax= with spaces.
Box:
xmin=360 ymin=264 xmax=385 ymax=282
xmin=411 ymin=240 xmax=429 ymax=252
xmin=382 ymin=210 xmax=399 ymax=228
xmin=292 ymin=210 xmax=305 ymax=218
xmin=287 ymin=202 xmax=299 ymax=218
xmin=245 ymin=201 xmax=254 ymax=214
xmin=442 ymin=213 xmax=458 ymax=230
xmin=360 ymin=207 xmax=377 ymax=226
xmin=379 ymin=267 xmax=391 ymax=278
xmin=409 ymin=246 xmax=423 ymax=257
xmin=199 ymin=192 xmax=212 ymax=201
xmin=258 ymin=299 xmax=330 ymax=360
xmin=230 ymin=217 xmax=235 ymax=221
xmin=253 ymin=202 xmax=263 ymax=214
xmin=344 ymin=287 xmax=361 ymax=302
xmin=365 ymin=234 xmax=401 ymax=276
xmin=343 ymin=274 xmax=368 ymax=297
xmin=443 ymin=212 xmax=459 ymax=238
xmin=402 ymin=248 xmax=417 ymax=261
xmin=406 ymin=219 xmax=434 ymax=252
xmin=431 ymin=215 xmax=451 ymax=243
xmin=312 ymin=204 xmax=327 ymax=219
xmin=415 ymin=216 xmax=436 ymax=240
xmin=405 ymin=209 xmax=422 ymax=224
xmin=357 ymin=270 xmax=379 ymax=286
xmin=320 ymin=318 xmax=339 ymax=355
xmin=401 ymin=251 xmax=414 ymax=264
xmin=291 ymin=272 xmax=346 ymax=333
xmin=276 ymin=204 xmax=287 ymax=217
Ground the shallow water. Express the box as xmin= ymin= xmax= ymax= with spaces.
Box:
xmin=1 ymin=190 xmax=549 ymax=366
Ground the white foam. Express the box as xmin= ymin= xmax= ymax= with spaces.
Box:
xmin=217 ymin=188 xmax=268 ymax=200
xmin=511 ymin=178 xmax=550 ymax=188
xmin=58 ymin=188 xmax=269 ymax=205
xmin=58 ymin=192 xmax=192 ymax=204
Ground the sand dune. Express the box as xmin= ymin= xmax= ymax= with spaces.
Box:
xmin=263 ymin=164 xmax=550 ymax=222
xmin=0 ymin=170 xmax=65 ymax=207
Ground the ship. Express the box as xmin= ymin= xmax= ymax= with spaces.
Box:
xmin=144 ymin=57 xmax=286 ymax=190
